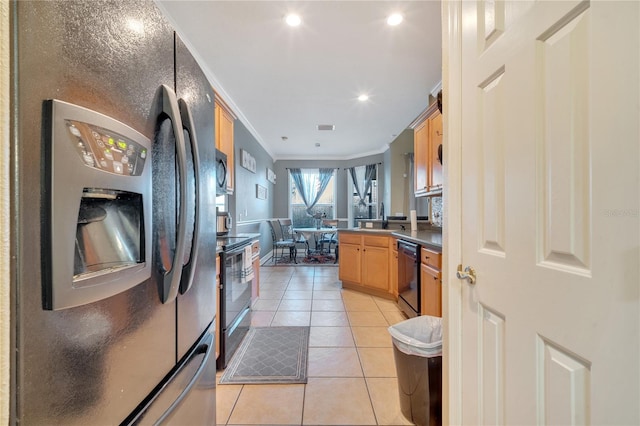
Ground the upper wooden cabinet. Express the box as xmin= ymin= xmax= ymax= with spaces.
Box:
xmin=429 ymin=110 xmax=443 ymax=190
xmin=413 ymin=102 xmax=443 ymax=197
xmin=414 ymin=120 xmax=429 ymax=195
xmin=214 ymin=94 xmax=236 ymax=194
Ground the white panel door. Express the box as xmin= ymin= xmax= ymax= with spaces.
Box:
xmin=459 ymin=1 xmax=639 ymax=424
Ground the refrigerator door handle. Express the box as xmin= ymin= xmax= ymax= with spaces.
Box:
xmin=160 ymin=84 xmax=188 ymax=303
xmin=177 ymin=98 xmax=200 ymax=295
xmin=154 ymin=331 xmax=214 ymax=425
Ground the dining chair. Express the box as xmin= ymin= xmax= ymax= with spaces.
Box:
xmin=267 ymin=219 xmax=297 ymax=264
xmin=318 ymin=219 xmax=339 ymax=261
xmin=278 ymin=218 xmax=307 ymax=256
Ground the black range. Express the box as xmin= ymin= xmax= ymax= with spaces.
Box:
xmin=216 ymin=233 xmax=259 ymax=369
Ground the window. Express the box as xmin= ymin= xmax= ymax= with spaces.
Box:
xmin=289 ymin=169 xmax=336 ymax=227
xmin=349 ymin=165 xmax=378 ymax=227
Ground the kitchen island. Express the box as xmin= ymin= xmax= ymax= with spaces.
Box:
xmin=337 ymin=228 xmax=443 ymax=316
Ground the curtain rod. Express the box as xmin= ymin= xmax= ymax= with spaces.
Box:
xmin=283 ymin=162 xmax=381 ymax=170
xmin=284 ymin=167 xmax=339 ymax=170
xmin=341 ymin=162 xmax=382 ymax=170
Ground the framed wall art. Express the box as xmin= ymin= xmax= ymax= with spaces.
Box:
xmin=256 ymin=184 xmax=267 ymax=200
xmin=267 ymin=168 xmax=276 ymax=184
xmin=240 ymin=149 xmax=256 ymax=173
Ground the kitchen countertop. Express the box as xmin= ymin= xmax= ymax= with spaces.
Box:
xmin=216 ymin=232 xmax=260 ymax=254
xmin=338 ymin=228 xmax=442 ymax=251
xmin=390 ymin=230 xmax=442 ymax=251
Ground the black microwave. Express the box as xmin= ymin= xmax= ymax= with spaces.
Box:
xmin=215 ymin=148 xmax=228 ymax=195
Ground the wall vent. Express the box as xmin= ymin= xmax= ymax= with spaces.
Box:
xmin=317 ymin=124 xmax=335 ymax=131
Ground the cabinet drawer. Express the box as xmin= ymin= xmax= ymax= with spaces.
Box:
xmin=339 ymin=233 xmax=361 ymax=245
xmin=421 ymin=248 xmax=441 ymax=270
xmin=363 ymin=235 xmax=388 ymax=248
xmin=421 ymin=263 xmax=441 ymax=280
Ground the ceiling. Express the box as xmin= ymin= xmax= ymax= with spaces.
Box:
xmin=156 ymin=1 xmax=442 ymax=161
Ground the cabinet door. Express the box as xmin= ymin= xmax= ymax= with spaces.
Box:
xmin=390 ymin=249 xmax=398 ymax=298
xmin=428 ymin=111 xmax=443 ymax=190
xmin=414 ymin=120 xmax=429 ymax=196
xmin=362 ymin=246 xmax=389 ymax=292
xmin=420 ymin=263 xmax=441 ymax=317
xmin=215 ymin=102 xmax=235 ymax=194
xmin=251 ymin=256 xmax=260 ymax=306
xmin=389 ymin=237 xmax=398 ymax=298
xmin=338 ymin=243 xmax=361 ymax=284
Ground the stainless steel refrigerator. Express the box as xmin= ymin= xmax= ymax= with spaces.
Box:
xmin=11 ymin=1 xmax=217 ymax=424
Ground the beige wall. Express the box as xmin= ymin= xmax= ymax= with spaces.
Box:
xmin=1 ymin=0 xmax=11 ymax=423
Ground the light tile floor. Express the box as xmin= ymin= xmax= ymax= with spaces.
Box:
xmin=216 ymin=265 xmax=414 ymax=426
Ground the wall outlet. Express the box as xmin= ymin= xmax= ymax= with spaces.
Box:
xmin=365 ymin=222 xmax=373 ymax=228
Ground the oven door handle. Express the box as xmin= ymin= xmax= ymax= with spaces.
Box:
xmin=160 ymin=84 xmax=188 ymax=304
xmin=178 ymin=98 xmax=200 ymax=295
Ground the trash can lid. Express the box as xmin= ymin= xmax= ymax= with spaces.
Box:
xmin=388 ymin=315 xmax=442 ymax=357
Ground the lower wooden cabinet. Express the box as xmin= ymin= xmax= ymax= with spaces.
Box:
xmin=420 ymin=247 xmax=442 ymax=317
xmin=420 ymin=263 xmax=442 ymax=317
xmin=338 ymin=232 xmax=392 ymax=299
xmin=390 ymin=238 xmax=398 ymax=298
xmin=338 ymin=234 xmax=362 ymax=284
xmin=251 ymin=240 xmax=260 ymax=307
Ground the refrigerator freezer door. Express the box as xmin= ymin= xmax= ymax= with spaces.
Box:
xmin=126 ymin=322 xmax=216 ymax=425
xmin=13 ymin=2 xmax=177 ymax=424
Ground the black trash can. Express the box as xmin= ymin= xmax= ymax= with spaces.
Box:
xmin=388 ymin=315 xmax=442 ymax=426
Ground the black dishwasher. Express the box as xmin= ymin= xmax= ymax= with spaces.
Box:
xmin=397 ymin=240 xmax=420 ymax=317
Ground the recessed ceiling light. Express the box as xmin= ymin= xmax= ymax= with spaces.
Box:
xmin=358 ymin=94 xmax=369 ymax=102
xmin=387 ymin=13 xmax=403 ymax=26
xmin=285 ymin=13 xmax=302 ymax=27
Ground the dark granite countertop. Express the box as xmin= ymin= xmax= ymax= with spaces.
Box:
xmin=225 ymin=232 xmax=261 ymax=240
xmin=216 ymin=233 xmax=261 ymax=254
xmin=390 ymin=230 xmax=442 ymax=251
xmin=338 ymin=228 xmax=442 ymax=251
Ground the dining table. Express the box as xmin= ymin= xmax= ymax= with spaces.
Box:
xmin=293 ymin=227 xmax=338 ymax=261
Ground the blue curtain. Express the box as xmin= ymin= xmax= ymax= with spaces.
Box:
xmin=348 ymin=164 xmax=377 ymax=206
xmin=290 ymin=168 xmax=334 ymax=215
